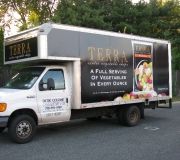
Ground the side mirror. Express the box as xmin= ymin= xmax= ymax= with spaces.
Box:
xmin=47 ymin=78 xmax=55 ymax=90
xmin=39 ymin=80 xmax=45 ymax=91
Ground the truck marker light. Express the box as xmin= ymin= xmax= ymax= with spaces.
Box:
xmin=0 ymin=103 xmax=7 ymax=112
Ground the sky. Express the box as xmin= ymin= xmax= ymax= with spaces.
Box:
xmin=4 ymin=11 xmax=20 ymax=37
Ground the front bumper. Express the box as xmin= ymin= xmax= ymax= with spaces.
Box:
xmin=0 ymin=116 xmax=9 ymax=127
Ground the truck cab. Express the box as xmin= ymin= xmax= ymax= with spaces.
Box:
xmin=0 ymin=65 xmax=72 ymax=143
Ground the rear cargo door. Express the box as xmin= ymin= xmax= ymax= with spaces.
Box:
xmin=36 ymin=68 xmax=71 ymax=124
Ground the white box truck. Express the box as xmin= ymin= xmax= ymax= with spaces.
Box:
xmin=0 ymin=23 xmax=172 ymax=143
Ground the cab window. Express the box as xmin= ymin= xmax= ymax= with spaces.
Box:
xmin=39 ymin=69 xmax=65 ymax=91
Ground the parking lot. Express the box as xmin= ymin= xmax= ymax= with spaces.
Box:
xmin=0 ymin=102 xmax=180 ymax=160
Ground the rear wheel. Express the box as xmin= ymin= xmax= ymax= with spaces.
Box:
xmin=0 ymin=127 xmax=5 ymax=133
xmin=123 ymin=106 xmax=141 ymax=126
xmin=8 ymin=115 xmax=36 ymax=144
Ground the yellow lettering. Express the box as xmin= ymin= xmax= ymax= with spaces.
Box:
xmin=113 ymin=49 xmax=119 ymax=63
xmin=87 ymin=46 xmax=128 ymax=64
xmin=13 ymin=45 xmax=17 ymax=56
xmin=10 ymin=46 xmax=13 ymax=56
xmin=8 ymin=41 xmax=33 ymax=57
xmin=122 ymin=50 xmax=128 ymax=64
xmin=26 ymin=43 xmax=31 ymax=53
xmin=105 ymin=49 xmax=111 ymax=62
xmin=97 ymin=48 xmax=104 ymax=61
xmin=22 ymin=43 xmax=26 ymax=54
xmin=17 ymin=44 xmax=21 ymax=55
xmin=88 ymin=47 xmax=95 ymax=61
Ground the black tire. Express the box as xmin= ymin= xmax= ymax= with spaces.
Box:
xmin=123 ymin=106 xmax=141 ymax=126
xmin=0 ymin=127 xmax=5 ymax=133
xmin=8 ymin=115 xmax=36 ymax=144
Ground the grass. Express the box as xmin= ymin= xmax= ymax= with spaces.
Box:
xmin=172 ymin=96 xmax=180 ymax=102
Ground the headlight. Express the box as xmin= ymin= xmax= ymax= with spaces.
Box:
xmin=0 ymin=103 xmax=7 ymax=112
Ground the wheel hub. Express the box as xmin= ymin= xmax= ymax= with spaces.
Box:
xmin=16 ymin=121 xmax=32 ymax=138
xmin=129 ymin=111 xmax=138 ymax=122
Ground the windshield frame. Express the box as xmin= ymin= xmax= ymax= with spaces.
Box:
xmin=2 ymin=67 xmax=45 ymax=90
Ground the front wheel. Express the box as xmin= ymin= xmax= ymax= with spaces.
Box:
xmin=8 ymin=115 xmax=36 ymax=144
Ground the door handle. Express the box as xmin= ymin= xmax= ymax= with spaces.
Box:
xmin=66 ymin=98 xmax=68 ymax=103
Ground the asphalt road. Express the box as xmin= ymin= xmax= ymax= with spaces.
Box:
xmin=0 ymin=102 xmax=180 ymax=160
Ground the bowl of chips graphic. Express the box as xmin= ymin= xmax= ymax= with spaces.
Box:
xmin=135 ymin=60 xmax=153 ymax=91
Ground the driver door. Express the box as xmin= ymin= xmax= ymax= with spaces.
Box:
xmin=36 ymin=68 xmax=71 ymax=124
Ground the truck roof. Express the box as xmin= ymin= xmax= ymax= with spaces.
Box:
xmin=4 ymin=23 xmax=170 ymax=65
xmin=5 ymin=23 xmax=169 ymax=44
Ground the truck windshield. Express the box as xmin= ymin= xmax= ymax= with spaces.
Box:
xmin=3 ymin=67 xmax=45 ymax=89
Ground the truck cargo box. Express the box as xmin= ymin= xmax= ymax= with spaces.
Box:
xmin=5 ymin=23 xmax=172 ymax=109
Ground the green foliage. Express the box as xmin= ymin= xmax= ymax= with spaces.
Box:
xmin=53 ymin=0 xmax=180 ymax=70
xmin=53 ymin=0 xmax=112 ymax=30
xmin=0 ymin=0 xmax=179 ymax=69
xmin=0 ymin=29 xmax=3 ymax=66
xmin=0 ymin=0 xmax=58 ymax=30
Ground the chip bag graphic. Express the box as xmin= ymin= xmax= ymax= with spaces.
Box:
xmin=133 ymin=42 xmax=153 ymax=92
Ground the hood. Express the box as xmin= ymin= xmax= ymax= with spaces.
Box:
xmin=0 ymin=88 xmax=25 ymax=95
xmin=0 ymin=88 xmax=34 ymax=101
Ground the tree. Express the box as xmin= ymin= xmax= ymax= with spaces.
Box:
xmin=0 ymin=0 xmax=179 ymax=69
xmin=27 ymin=0 xmax=58 ymax=28
xmin=154 ymin=0 xmax=180 ymax=69
xmin=53 ymin=0 xmax=112 ymax=30
xmin=0 ymin=29 xmax=3 ymax=66
xmin=0 ymin=0 xmax=58 ymax=31
xmin=109 ymin=0 xmax=137 ymax=33
xmin=133 ymin=0 xmax=180 ymax=70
